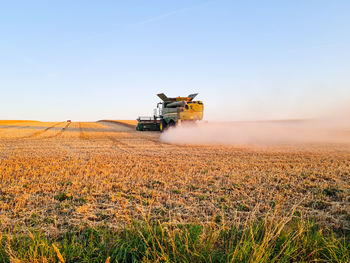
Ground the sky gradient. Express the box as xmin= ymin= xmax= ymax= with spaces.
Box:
xmin=1 ymin=0 xmax=349 ymax=121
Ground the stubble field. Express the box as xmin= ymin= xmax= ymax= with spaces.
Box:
xmin=0 ymin=120 xmax=349 ymax=262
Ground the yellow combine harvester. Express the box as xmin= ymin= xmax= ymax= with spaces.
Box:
xmin=136 ymin=93 xmax=204 ymax=132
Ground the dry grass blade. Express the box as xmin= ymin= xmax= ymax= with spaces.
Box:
xmin=52 ymin=243 xmax=65 ymax=263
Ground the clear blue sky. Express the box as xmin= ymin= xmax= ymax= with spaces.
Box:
xmin=1 ymin=0 xmax=349 ymax=121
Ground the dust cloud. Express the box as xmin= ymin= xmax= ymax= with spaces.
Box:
xmin=160 ymin=115 xmax=350 ymax=146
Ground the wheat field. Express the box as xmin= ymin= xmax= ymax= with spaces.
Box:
xmin=0 ymin=120 xmax=349 ymax=262
xmin=1 ymin=120 xmax=349 ymax=232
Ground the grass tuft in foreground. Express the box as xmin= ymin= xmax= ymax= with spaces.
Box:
xmin=0 ymin=215 xmax=349 ymax=263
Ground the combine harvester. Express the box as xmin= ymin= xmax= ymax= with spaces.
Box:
xmin=136 ymin=93 xmax=204 ymax=132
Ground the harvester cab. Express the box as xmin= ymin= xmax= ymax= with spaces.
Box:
xmin=136 ymin=93 xmax=204 ymax=132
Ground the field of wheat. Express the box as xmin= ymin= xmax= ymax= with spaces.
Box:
xmin=0 ymin=120 xmax=349 ymax=262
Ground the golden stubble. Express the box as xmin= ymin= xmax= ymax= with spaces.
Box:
xmin=0 ymin=120 xmax=349 ymax=236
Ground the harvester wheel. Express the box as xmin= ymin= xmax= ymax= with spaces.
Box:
xmin=168 ymin=120 xmax=176 ymax=127
xmin=160 ymin=120 xmax=167 ymax=133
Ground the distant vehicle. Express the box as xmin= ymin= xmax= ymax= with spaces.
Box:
xmin=67 ymin=120 xmax=72 ymax=123
xmin=136 ymin=93 xmax=204 ymax=132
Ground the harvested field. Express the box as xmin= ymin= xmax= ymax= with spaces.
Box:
xmin=112 ymin=120 xmax=138 ymax=126
xmin=99 ymin=119 xmax=138 ymax=128
xmin=0 ymin=120 xmax=349 ymax=262
xmin=1 ymin=121 xmax=349 ymax=233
